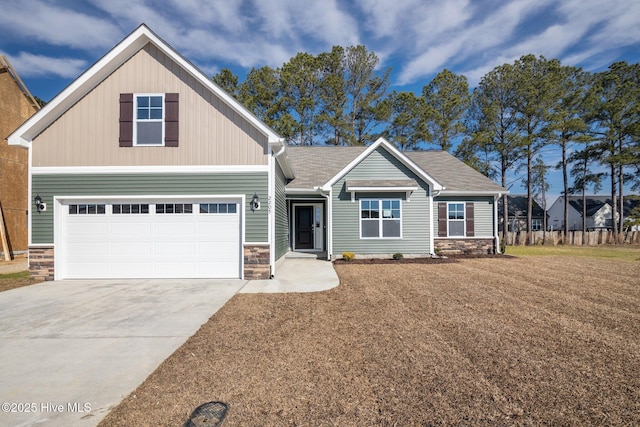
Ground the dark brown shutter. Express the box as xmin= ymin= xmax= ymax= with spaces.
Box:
xmin=164 ymin=93 xmax=179 ymax=147
xmin=438 ymin=202 xmax=447 ymax=237
xmin=466 ymin=202 xmax=475 ymax=237
xmin=119 ymin=93 xmax=133 ymax=147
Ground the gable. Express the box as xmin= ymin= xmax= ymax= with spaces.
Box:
xmin=32 ymin=43 xmax=268 ymax=167
xmin=323 ymin=138 xmax=443 ymax=191
xmin=336 ymin=146 xmax=430 ymax=192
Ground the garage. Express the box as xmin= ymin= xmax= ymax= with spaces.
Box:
xmin=57 ymin=198 xmax=242 ymax=279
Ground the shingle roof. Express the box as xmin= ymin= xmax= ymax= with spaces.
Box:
xmin=497 ymin=195 xmax=545 ymax=218
xmin=286 ymin=146 xmax=366 ymax=189
xmin=405 ymin=151 xmax=505 ymax=193
xmin=286 ymin=146 xmax=505 ymax=193
xmin=565 ymin=196 xmax=640 ymax=217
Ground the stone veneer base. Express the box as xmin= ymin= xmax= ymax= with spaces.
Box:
xmin=29 ymin=246 xmax=55 ymax=281
xmin=434 ymin=238 xmax=495 ymax=255
xmin=243 ymin=244 xmax=271 ymax=280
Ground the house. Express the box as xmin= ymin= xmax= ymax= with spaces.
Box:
xmin=496 ymin=195 xmax=546 ymax=232
xmin=548 ymin=195 xmax=640 ymax=231
xmin=0 ymin=55 xmax=40 ymax=256
xmin=9 ymin=25 xmax=506 ymax=281
xmin=285 ymin=146 xmax=506 ymax=257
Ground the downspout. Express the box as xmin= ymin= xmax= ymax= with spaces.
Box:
xmin=428 ymin=186 xmax=435 ymax=255
xmin=494 ymin=193 xmax=502 ymax=254
xmin=269 ymin=140 xmax=286 ymax=278
xmin=431 ymin=189 xmax=442 ymax=256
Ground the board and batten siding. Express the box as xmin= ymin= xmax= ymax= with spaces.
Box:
xmin=433 ymin=196 xmax=495 ymax=237
xmin=32 ymin=43 xmax=268 ymax=167
xmin=274 ymin=162 xmax=289 ymax=260
xmin=31 ymin=172 xmax=268 ymax=244
xmin=331 ymin=147 xmax=431 ymax=255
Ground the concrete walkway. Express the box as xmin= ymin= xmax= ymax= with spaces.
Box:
xmin=0 ymin=257 xmax=339 ymax=426
xmin=241 ymin=257 xmax=339 ymax=294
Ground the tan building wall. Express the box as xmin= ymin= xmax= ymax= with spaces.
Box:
xmin=0 ymin=66 xmax=38 ymax=253
xmin=33 ymin=43 xmax=269 ymax=167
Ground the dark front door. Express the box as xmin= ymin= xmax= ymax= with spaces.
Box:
xmin=295 ymin=206 xmax=314 ymax=249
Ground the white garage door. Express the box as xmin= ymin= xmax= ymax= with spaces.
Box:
xmin=59 ymin=199 xmax=241 ymax=279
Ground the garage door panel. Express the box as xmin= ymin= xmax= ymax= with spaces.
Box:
xmin=109 ymin=262 xmax=154 ymax=278
xmin=66 ymin=262 xmax=109 ymax=278
xmin=110 ymin=242 xmax=153 ymax=257
xmin=154 ymin=242 xmax=196 ymax=257
xmin=111 ymin=222 xmax=152 ymax=235
xmin=67 ymin=222 xmax=109 ymax=236
xmin=154 ymin=222 xmax=196 ymax=235
xmin=198 ymin=242 xmax=239 ymax=255
xmin=61 ymin=199 xmax=242 ymax=279
xmin=66 ymin=242 xmax=109 ymax=257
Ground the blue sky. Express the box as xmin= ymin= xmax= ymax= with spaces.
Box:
xmin=2 ymin=0 xmax=639 ymax=201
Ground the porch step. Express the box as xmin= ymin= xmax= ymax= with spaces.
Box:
xmin=285 ymin=251 xmax=327 ymax=259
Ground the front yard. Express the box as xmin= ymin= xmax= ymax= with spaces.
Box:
xmin=101 ymin=254 xmax=640 ymax=426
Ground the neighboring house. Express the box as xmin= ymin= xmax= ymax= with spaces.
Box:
xmin=0 ymin=55 xmax=40 ymax=256
xmin=496 ymin=195 xmax=546 ymax=232
xmin=9 ymin=25 xmax=506 ymax=281
xmin=548 ymin=195 xmax=640 ymax=231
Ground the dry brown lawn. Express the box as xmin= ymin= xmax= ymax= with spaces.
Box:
xmin=100 ymin=256 xmax=640 ymax=426
xmin=0 ymin=272 xmax=42 ymax=292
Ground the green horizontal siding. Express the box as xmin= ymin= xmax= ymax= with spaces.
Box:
xmin=32 ymin=172 xmax=268 ymax=244
xmin=433 ymin=196 xmax=495 ymax=237
xmin=274 ymin=164 xmax=289 ymax=260
xmin=332 ymin=147 xmax=431 ymax=255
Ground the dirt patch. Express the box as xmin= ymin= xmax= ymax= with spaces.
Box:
xmin=334 ymin=256 xmax=458 ymax=264
xmin=333 ymin=253 xmax=515 ymax=264
xmin=99 ymin=256 xmax=640 ymax=426
xmin=0 ymin=275 xmax=42 ymax=293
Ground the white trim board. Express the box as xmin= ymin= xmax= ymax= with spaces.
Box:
xmin=32 ymin=165 xmax=269 ymax=175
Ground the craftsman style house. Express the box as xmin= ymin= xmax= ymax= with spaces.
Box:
xmin=9 ymin=25 xmax=506 ymax=281
xmin=0 ymin=55 xmax=40 ymax=257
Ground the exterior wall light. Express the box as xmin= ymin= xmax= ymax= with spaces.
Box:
xmin=251 ymin=193 xmax=260 ymax=211
xmin=34 ymin=194 xmax=46 ymax=213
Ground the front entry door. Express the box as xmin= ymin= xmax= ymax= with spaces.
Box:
xmin=295 ymin=206 xmax=314 ymax=249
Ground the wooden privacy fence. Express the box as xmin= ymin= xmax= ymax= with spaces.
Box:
xmin=505 ymin=230 xmax=640 ymax=246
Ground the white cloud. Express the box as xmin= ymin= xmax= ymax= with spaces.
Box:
xmin=0 ymin=0 xmax=121 ymax=50
xmin=396 ymin=0 xmax=556 ymax=84
xmin=4 ymin=51 xmax=87 ymax=79
xmin=164 ymin=0 xmax=247 ymax=33
xmin=251 ymin=0 xmax=360 ymax=47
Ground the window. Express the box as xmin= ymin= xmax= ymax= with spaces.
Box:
xmin=135 ymin=95 xmax=163 ymax=145
xmin=69 ymin=204 xmax=106 ymax=215
xmin=199 ymin=203 xmax=237 ymax=214
xmin=113 ymin=203 xmax=149 ymax=214
xmin=448 ymin=203 xmax=465 ymax=237
xmin=156 ymin=203 xmax=193 ymax=214
xmin=360 ymin=199 xmax=401 ymax=238
xmin=532 ymin=219 xmax=542 ymax=231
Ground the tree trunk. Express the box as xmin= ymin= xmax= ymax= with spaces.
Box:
xmin=582 ymin=190 xmax=587 ymax=244
xmin=562 ymin=140 xmax=569 ymax=244
xmin=618 ymin=136 xmax=624 ymax=239
xmin=541 ymin=173 xmax=547 ymax=244
xmin=527 ymin=145 xmax=533 ymax=245
xmin=619 ymin=163 xmax=624 ymax=236
xmin=502 ymin=158 xmax=508 ymax=243
xmin=611 ymin=163 xmax=619 ymax=243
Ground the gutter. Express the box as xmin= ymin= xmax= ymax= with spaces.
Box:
xmin=494 ymin=193 xmax=503 ymax=254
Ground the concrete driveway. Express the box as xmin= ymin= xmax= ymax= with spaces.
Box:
xmin=0 ymin=278 xmax=245 ymax=427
